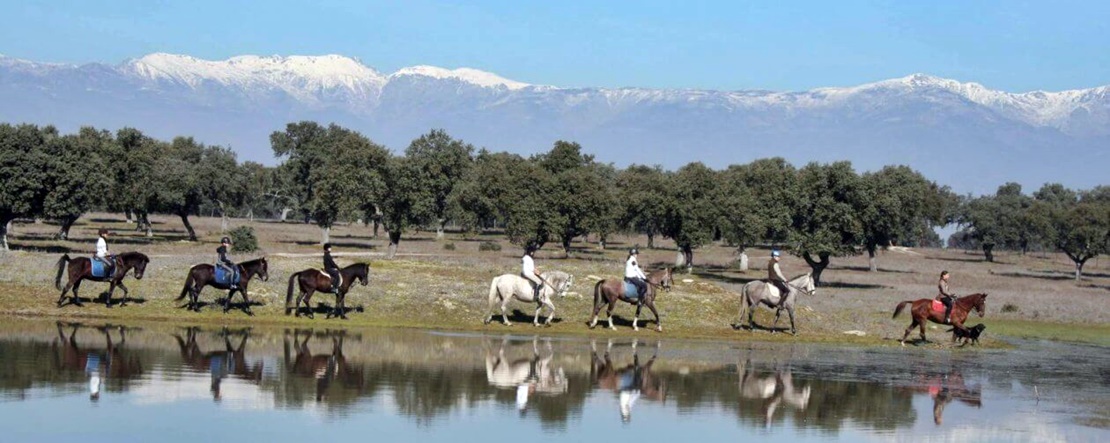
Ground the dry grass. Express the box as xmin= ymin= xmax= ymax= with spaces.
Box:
xmin=2 ymin=213 xmax=1107 ymax=347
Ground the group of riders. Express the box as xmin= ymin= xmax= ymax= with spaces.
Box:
xmin=93 ymin=228 xmax=962 ymax=323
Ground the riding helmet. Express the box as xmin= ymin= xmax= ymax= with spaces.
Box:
xmin=221 ymin=236 xmax=232 ymax=244
xmin=771 ymin=250 xmax=781 ymax=257
xmin=629 ymin=247 xmax=639 ymax=255
xmin=98 ymin=228 xmax=109 ymax=236
xmin=323 ymin=243 xmax=332 ymax=251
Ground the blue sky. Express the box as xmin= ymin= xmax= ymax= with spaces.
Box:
xmin=1 ymin=0 xmax=1107 ymax=92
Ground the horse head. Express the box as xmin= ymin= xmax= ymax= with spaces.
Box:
xmin=356 ymin=263 xmax=370 ymax=286
xmin=972 ymin=293 xmax=987 ymax=317
xmin=793 ymin=273 xmax=816 ymax=296
xmin=124 ymin=252 xmax=150 ymax=280
xmin=653 ymin=268 xmax=674 ymax=292
xmin=556 ymin=273 xmax=573 ymax=297
xmin=255 ymin=258 xmax=270 ymax=282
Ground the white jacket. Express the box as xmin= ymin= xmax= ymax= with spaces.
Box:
xmin=625 ymin=256 xmax=647 ymax=280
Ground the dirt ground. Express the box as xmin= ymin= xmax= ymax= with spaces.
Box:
xmin=1 ymin=213 xmax=1108 ymax=347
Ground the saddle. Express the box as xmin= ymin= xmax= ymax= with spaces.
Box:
xmin=622 ymin=281 xmax=642 ymax=300
xmin=321 ymin=269 xmax=343 ymax=289
xmin=90 ymin=257 xmax=115 ymax=278
xmin=214 ymin=265 xmax=240 ymax=286
xmin=931 ymin=300 xmax=945 ymax=313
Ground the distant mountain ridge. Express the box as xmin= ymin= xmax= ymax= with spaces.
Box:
xmin=1 ymin=53 xmax=1107 ymax=193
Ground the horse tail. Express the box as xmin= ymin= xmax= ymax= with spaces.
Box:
xmin=54 ymin=254 xmax=71 ymax=290
xmin=892 ymin=300 xmax=913 ymax=319
xmin=175 ymin=269 xmax=193 ymax=301
xmin=487 ymin=276 xmax=501 ymax=311
xmin=593 ymin=280 xmax=604 ymax=309
xmin=285 ymin=272 xmax=300 ymax=315
xmin=738 ymin=284 xmax=750 ymax=319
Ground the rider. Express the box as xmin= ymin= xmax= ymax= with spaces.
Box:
xmin=937 ymin=270 xmax=955 ymax=324
xmin=522 ymin=244 xmax=543 ymax=299
xmin=323 ymin=243 xmax=341 ymax=294
xmin=768 ymin=250 xmax=796 ymax=304
xmin=625 ymin=248 xmax=648 ymax=299
xmin=216 ymin=237 xmax=239 ymax=290
xmin=94 ymin=228 xmax=115 ymax=277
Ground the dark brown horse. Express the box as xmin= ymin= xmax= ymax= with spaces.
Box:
xmin=284 ymin=263 xmax=370 ymax=319
xmin=284 ymin=330 xmax=364 ymax=402
xmin=175 ymin=258 xmax=269 ymax=315
xmin=589 ymin=340 xmax=665 ymax=422
xmin=589 ymin=268 xmax=673 ymax=332
xmin=54 ymin=252 xmax=150 ymax=308
xmin=52 ymin=322 xmax=144 ymax=401
xmin=893 ymin=293 xmax=988 ymax=345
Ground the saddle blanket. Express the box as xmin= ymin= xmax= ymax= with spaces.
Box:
xmin=931 ymin=300 xmax=945 ymax=313
xmin=320 ymin=269 xmax=343 ymax=288
xmin=214 ymin=266 xmax=240 ymax=286
xmin=623 ymin=281 xmax=641 ymax=300
xmin=90 ymin=258 xmax=113 ymax=278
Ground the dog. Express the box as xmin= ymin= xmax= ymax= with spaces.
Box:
xmin=948 ymin=323 xmax=986 ymax=345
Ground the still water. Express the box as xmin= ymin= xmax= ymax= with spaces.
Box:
xmin=0 ymin=320 xmax=1105 ymax=442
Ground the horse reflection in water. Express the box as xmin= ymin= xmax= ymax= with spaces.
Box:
xmin=590 ymin=339 xmax=666 ymax=422
xmin=736 ymin=357 xmax=811 ymax=428
xmin=284 ymin=329 xmax=364 ymax=402
xmin=484 ymin=336 xmax=568 ymax=413
xmin=904 ymin=369 xmax=982 ymax=426
xmin=173 ymin=327 xmax=264 ymax=402
xmin=52 ymin=322 xmax=144 ymax=402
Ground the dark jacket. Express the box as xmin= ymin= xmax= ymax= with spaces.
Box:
xmin=324 ymin=251 xmax=338 ymax=270
xmin=217 ymin=245 xmax=235 ymax=268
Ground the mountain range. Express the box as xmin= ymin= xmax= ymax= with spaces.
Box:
xmin=2 ymin=52 xmax=1108 ymax=194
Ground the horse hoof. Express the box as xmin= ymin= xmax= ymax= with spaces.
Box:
xmin=655 ymin=327 xmax=663 ymax=333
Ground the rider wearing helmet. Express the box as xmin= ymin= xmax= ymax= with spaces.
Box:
xmin=522 ymin=244 xmax=543 ymax=299
xmin=94 ymin=228 xmax=115 ymax=277
xmin=216 ymin=237 xmax=239 ymax=290
xmin=937 ymin=270 xmax=955 ymax=324
xmin=323 ymin=243 xmax=341 ymax=294
xmin=625 ymin=248 xmax=648 ymax=298
xmin=768 ymin=250 xmax=795 ymax=302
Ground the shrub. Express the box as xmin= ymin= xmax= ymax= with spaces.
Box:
xmin=443 ymin=242 xmax=457 ymax=251
xmin=479 ymin=241 xmax=502 ymax=252
xmin=228 ymin=226 xmax=259 ymax=253
xmin=1001 ymin=303 xmax=1019 ymax=313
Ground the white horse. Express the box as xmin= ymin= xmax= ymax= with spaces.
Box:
xmin=737 ymin=358 xmax=812 ymax=428
xmin=484 ymin=271 xmax=573 ymax=326
xmin=484 ymin=337 xmax=567 ymax=411
xmin=736 ymin=273 xmax=816 ymax=335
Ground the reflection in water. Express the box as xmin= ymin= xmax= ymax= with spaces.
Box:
xmin=736 ymin=357 xmax=811 ymax=428
xmin=53 ymin=322 xmax=144 ymax=402
xmin=484 ymin=336 xmax=567 ymax=414
xmin=0 ymin=321 xmax=1106 ymax=441
xmin=590 ymin=339 xmax=666 ymax=422
xmin=284 ymin=329 xmax=365 ymax=402
xmin=173 ymin=327 xmax=264 ymax=402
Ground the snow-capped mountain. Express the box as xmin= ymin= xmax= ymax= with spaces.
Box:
xmin=1 ymin=53 xmax=1107 ymax=193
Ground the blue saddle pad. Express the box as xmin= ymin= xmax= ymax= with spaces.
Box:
xmin=623 ymin=281 xmax=641 ymax=300
xmin=214 ymin=266 xmax=239 ymax=285
xmin=90 ymin=259 xmax=111 ymax=278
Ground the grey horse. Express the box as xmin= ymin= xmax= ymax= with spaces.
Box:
xmin=736 ymin=273 xmax=815 ymax=335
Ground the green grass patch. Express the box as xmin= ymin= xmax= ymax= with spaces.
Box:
xmin=978 ymin=318 xmax=1110 ymax=346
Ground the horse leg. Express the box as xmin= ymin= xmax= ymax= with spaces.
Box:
xmin=647 ymin=302 xmax=662 ymax=333
xmin=71 ymin=281 xmax=85 ymax=307
xmin=116 ymin=281 xmax=130 ymax=307
xmin=901 ymin=318 xmax=918 ymax=346
xmin=589 ymin=296 xmax=603 ymax=329
xmin=771 ymin=308 xmax=783 ymax=333
xmin=533 ymin=301 xmax=543 ymax=327
xmin=240 ymin=288 xmax=254 ymax=316
xmin=337 ymin=292 xmax=348 ymax=320
xmin=500 ymin=296 xmax=512 ymax=326
xmin=223 ymin=288 xmax=234 ymax=313
xmin=633 ymin=304 xmax=642 ymax=331
xmin=788 ymin=307 xmax=796 ymax=336
xmin=543 ymin=299 xmax=555 ymax=326
xmin=105 ymin=281 xmax=117 ymax=308
xmin=607 ymin=300 xmax=617 ymax=330
xmin=302 ymin=291 xmax=315 ymax=319
xmin=57 ymin=279 xmax=75 ymax=307
xmin=294 ymin=290 xmax=307 ymax=317
xmin=918 ymin=319 xmax=927 ymax=343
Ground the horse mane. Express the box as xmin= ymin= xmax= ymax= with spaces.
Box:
xmin=118 ymin=251 xmax=149 ymax=262
xmin=239 ymin=257 xmax=266 ymax=266
xmin=789 ymin=273 xmax=810 ymax=281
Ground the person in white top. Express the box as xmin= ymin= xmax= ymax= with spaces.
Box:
xmin=768 ymin=250 xmax=795 ymax=303
xmin=624 ymin=248 xmax=648 ymax=298
xmin=94 ymin=228 xmax=114 ymax=276
xmin=521 ymin=244 xmax=543 ymax=299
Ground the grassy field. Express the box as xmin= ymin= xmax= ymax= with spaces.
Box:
xmin=1 ymin=213 xmax=1108 ymax=348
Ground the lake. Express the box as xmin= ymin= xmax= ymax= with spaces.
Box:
xmin=0 ymin=320 xmax=1105 ymax=442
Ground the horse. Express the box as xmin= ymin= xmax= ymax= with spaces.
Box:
xmin=54 ymin=252 xmax=150 ymax=308
xmin=589 ymin=268 xmax=673 ymax=332
xmin=175 ymin=257 xmax=270 ymax=315
xmin=284 ymin=330 xmax=364 ymax=402
xmin=892 ymin=293 xmax=988 ymax=346
xmin=736 ymin=273 xmax=816 ymax=335
xmin=284 ymin=263 xmax=370 ymax=319
xmin=736 ymin=357 xmax=811 ymax=428
xmin=52 ymin=322 xmax=144 ymax=401
xmin=484 ymin=337 xmax=567 ymax=412
xmin=483 ymin=271 xmax=574 ymax=327
xmin=173 ymin=327 xmax=264 ymax=401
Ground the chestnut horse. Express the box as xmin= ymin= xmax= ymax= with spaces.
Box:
xmin=284 ymin=263 xmax=370 ymax=319
xmin=175 ymin=258 xmax=270 ymax=315
xmin=892 ymin=293 xmax=988 ymax=346
xmin=589 ymin=268 xmax=673 ymax=332
xmin=54 ymin=252 xmax=150 ymax=308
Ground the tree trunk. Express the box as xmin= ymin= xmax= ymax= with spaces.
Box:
xmin=0 ymin=218 xmax=11 ymax=251
xmin=983 ymin=244 xmax=995 ymax=262
xmin=179 ymin=213 xmax=198 ymax=242
xmin=387 ymin=231 xmax=401 ymax=259
xmin=248 ymin=209 xmax=254 ymax=222
xmin=221 ymin=215 xmax=229 ymax=233
xmin=562 ymin=236 xmax=572 ymax=258
xmin=647 ymin=233 xmax=655 ymax=249
xmin=373 ymin=219 xmax=380 ymax=238
xmin=140 ymin=213 xmax=152 ymax=238
xmin=682 ymin=245 xmax=694 ymax=273
xmin=125 ymin=210 xmax=133 ymax=224
xmin=321 ymin=226 xmax=330 ymax=245
xmin=802 ymin=252 xmax=831 ymax=286
xmin=56 ymin=217 xmax=77 ymax=240
xmin=867 ymin=244 xmax=878 ymax=272
xmin=737 ymin=248 xmax=749 ymax=271
xmin=1074 ymin=259 xmax=1085 ymax=281
xmin=598 ymin=234 xmax=607 ymax=250
xmin=279 ymin=208 xmax=292 ymax=222
xmin=436 ymin=219 xmax=446 ymax=240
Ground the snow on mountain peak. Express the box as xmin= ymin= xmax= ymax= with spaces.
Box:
xmin=391 ymin=65 xmax=530 ymax=90
xmin=123 ymin=53 xmax=387 ymax=95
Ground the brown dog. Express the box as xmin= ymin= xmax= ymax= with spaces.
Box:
xmin=948 ymin=323 xmax=986 ymax=345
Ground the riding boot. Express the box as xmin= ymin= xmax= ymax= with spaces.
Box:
xmin=944 ymin=306 xmax=951 ymax=324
